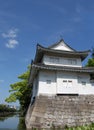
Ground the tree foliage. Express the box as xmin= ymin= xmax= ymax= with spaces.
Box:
xmin=0 ymin=104 xmax=16 ymax=113
xmin=86 ymin=48 xmax=94 ymax=67
xmin=86 ymin=58 xmax=94 ymax=67
xmin=5 ymin=65 xmax=32 ymax=115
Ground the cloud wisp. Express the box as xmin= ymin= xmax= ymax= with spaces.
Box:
xmin=2 ymin=28 xmax=18 ymax=38
xmin=0 ymin=80 xmax=4 ymax=83
xmin=6 ymin=39 xmax=18 ymax=48
xmin=2 ymin=28 xmax=19 ymax=49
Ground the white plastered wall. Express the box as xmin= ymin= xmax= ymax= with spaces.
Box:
xmin=57 ymin=71 xmax=94 ymax=95
xmin=38 ymin=70 xmax=57 ymax=96
xmin=43 ymin=55 xmax=82 ymax=67
xmin=37 ymin=70 xmax=94 ymax=95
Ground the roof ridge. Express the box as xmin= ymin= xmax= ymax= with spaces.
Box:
xmin=48 ymin=39 xmax=76 ymax=51
xmin=37 ymin=42 xmax=90 ymax=53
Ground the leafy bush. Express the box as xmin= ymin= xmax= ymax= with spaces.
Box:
xmin=0 ymin=104 xmax=16 ymax=113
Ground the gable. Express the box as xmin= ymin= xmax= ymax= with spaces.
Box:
xmin=49 ymin=40 xmax=75 ymax=52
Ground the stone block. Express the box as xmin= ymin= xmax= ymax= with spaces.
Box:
xmin=25 ymin=95 xmax=94 ymax=128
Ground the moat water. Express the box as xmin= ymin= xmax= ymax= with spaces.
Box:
xmin=0 ymin=114 xmax=26 ymax=130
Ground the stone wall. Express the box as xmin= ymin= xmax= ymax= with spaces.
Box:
xmin=25 ymin=95 xmax=94 ymax=129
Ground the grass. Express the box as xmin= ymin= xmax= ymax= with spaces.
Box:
xmin=65 ymin=123 xmax=94 ymax=130
xmin=31 ymin=123 xmax=94 ymax=130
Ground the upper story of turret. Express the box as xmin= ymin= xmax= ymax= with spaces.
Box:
xmin=33 ymin=39 xmax=90 ymax=67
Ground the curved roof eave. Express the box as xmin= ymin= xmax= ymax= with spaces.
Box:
xmin=29 ymin=63 xmax=94 ymax=84
xmin=34 ymin=44 xmax=90 ymax=63
xmin=33 ymin=63 xmax=94 ymax=73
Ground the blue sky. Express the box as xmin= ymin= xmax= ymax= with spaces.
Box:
xmin=0 ymin=0 xmax=94 ymax=105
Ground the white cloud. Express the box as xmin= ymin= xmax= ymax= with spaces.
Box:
xmin=2 ymin=28 xmax=18 ymax=38
xmin=2 ymin=28 xmax=19 ymax=49
xmin=6 ymin=39 xmax=18 ymax=48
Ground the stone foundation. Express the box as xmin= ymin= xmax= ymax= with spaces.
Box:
xmin=25 ymin=95 xmax=94 ymax=129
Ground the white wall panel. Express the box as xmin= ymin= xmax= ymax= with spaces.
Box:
xmin=43 ymin=55 xmax=82 ymax=67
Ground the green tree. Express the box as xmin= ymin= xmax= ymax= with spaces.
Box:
xmin=5 ymin=65 xmax=32 ymax=115
xmin=86 ymin=48 xmax=94 ymax=67
xmin=0 ymin=104 xmax=16 ymax=113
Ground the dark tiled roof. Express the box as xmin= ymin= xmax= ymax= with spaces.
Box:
xmin=32 ymin=63 xmax=94 ymax=73
xmin=28 ymin=63 xmax=94 ymax=84
xmin=34 ymin=44 xmax=90 ymax=63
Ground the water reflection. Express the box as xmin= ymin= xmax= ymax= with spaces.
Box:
xmin=0 ymin=114 xmax=15 ymax=122
xmin=0 ymin=114 xmax=26 ymax=130
xmin=17 ymin=116 xmax=26 ymax=130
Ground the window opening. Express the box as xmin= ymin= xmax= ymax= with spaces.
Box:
xmin=81 ymin=81 xmax=86 ymax=85
xmin=68 ymin=59 xmax=77 ymax=65
xmin=50 ymin=57 xmax=59 ymax=63
xmin=46 ymin=80 xmax=51 ymax=84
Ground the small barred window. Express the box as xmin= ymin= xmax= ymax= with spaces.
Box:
xmin=46 ymin=80 xmax=51 ymax=84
